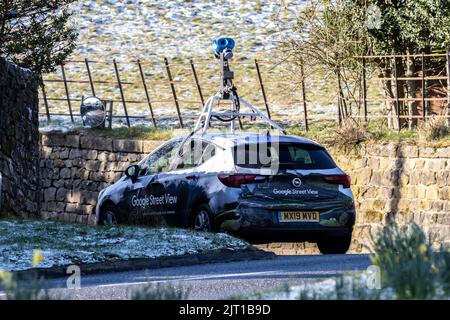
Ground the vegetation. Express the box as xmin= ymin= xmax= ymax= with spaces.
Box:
xmin=128 ymin=283 xmax=190 ymax=300
xmin=419 ymin=114 xmax=450 ymax=141
xmin=0 ymin=0 xmax=78 ymax=74
xmin=283 ymin=0 xmax=450 ymax=129
xmin=0 ymin=250 xmax=51 ymax=300
xmin=92 ymin=126 xmax=174 ymax=141
xmin=245 ymin=222 xmax=450 ymax=300
xmin=370 ymin=222 xmax=438 ymax=299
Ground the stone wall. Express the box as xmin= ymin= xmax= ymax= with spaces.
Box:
xmin=0 ymin=58 xmax=40 ymax=217
xmin=39 ymin=132 xmax=450 ymax=252
xmin=258 ymin=143 xmax=450 ymax=254
xmin=40 ymin=131 xmax=163 ymax=224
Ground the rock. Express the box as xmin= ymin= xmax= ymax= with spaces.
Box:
xmin=113 ymin=139 xmax=143 ymax=153
xmin=44 ymin=188 xmax=56 ymax=202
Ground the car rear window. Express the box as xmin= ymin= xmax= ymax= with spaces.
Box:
xmin=233 ymin=143 xmax=336 ymax=170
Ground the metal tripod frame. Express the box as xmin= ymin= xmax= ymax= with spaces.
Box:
xmin=193 ymin=51 xmax=286 ymax=135
xmin=193 ymin=91 xmax=286 ymax=134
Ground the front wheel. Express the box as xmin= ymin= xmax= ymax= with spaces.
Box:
xmin=317 ymin=234 xmax=352 ymax=254
xmin=191 ymin=204 xmax=215 ymax=232
xmin=100 ymin=204 xmax=121 ymax=225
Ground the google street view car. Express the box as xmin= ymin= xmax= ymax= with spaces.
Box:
xmin=95 ymin=37 xmax=355 ymax=254
xmin=96 ymin=132 xmax=355 ymax=254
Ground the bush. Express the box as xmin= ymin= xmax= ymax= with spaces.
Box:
xmin=0 ymin=271 xmax=50 ymax=300
xmin=329 ymin=118 xmax=372 ymax=148
xmin=370 ymin=222 xmax=438 ymax=299
xmin=128 ymin=282 xmax=190 ymax=300
xmin=419 ymin=114 xmax=449 ymax=141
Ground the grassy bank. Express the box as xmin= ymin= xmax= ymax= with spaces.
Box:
xmin=87 ymin=120 xmax=450 ymax=147
xmin=0 ymin=219 xmax=249 ymax=272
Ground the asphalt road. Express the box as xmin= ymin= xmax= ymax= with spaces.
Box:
xmin=18 ymin=254 xmax=372 ymax=300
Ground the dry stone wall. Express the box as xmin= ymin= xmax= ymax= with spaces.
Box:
xmin=0 ymin=58 xmax=40 ymax=217
xmin=39 ymin=132 xmax=449 ymax=253
xmin=40 ymin=132 xmax=163 ymax=224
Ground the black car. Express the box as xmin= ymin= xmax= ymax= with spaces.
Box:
xmin=96 ymin=132 xmax=356 ymax=254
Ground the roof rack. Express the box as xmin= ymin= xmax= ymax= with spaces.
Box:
xmin=192 ymin=37 xmax=286 ymax=135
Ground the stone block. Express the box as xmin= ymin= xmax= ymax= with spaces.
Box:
xmin=44 ymin=188 xmax=56 ymax=202
xmin=81 ymin=135 xmax=113 ymax=151
xmin=113 ymin=139 xmax=142 ymax=153
xmin=60 ymin=167 xmax=72 ymax=179
xmin=56 ymin=188 xmax=68 ymax=202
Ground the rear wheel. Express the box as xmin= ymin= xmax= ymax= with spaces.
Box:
xmin=317 ymin=234 xmax=352 ymax=254
xmin=191 ymin=204 xmax=215 ymax=232
xmin=100 ymin=204 xmax=121 ymax=225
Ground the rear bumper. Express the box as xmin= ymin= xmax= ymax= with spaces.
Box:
xmin=217 ymin=198 xmax=355 ymax=242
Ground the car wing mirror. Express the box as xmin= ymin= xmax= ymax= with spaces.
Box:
xmin=124 ymin=164 xmax=140 ymax=182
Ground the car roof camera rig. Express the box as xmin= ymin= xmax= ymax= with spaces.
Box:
xmin=192 ymin=36 xmax=286 ymax=136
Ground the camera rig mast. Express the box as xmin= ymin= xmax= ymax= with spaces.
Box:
xmin=193 ymin=37 xmax=286 ymax=135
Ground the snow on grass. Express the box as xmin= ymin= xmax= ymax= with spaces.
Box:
xmin=0 ymin=219 xmax=249 ymax=271
xmin=245 ymin=273 xmax=397 ymax=300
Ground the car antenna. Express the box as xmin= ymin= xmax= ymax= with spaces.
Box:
xmin=192 ymin=37 xmax=286 ymax=136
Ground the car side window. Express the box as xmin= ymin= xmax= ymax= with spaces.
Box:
xmin=139 ymin=140 xmax=181 ymax=175
xmin=171 ymin=139 xmax=216 ymax=170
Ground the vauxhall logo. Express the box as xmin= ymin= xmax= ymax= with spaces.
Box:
xmin=292 ymin=177 xmax=302 ymax=188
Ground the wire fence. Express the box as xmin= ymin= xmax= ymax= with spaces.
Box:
xmin=39 ymin=52 xmax=450 ymax=130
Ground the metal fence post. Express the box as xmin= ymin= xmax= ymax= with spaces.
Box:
xmin=41 ymin=83 xmax=50 ymax=121
xmin=337 ymin=70 xmax=342 ymax=125
xmin=60 ymin=63 xmax=74 ymax=123
xmin=108 ymin=100 xmax=113 ymax=129
xmin=421 ymin=53 xmax=426 ymax=123
xmin=85 ymin=58 xmax=96 ymax=96
xmin=300 ymin=62 xmax=309 ymax=131
xmin=137 ymin=60 xmax=157 ymax=127
xmin=362 ymin=57 xmax=368 ymax=123
xmin=393 ymin=55 xmax=401 ymax=130
xmin=254 ymin=59 xmax=271 ymax=119
xmin=190 ymin=59 xmax=205 ymax=107
xmin=447 ymin=49 xmax=450 ymax=125
xmin=164 ymin=57 xmax=184 ymax=128
xmin=113 ymin=59 xmax=131 ymax=128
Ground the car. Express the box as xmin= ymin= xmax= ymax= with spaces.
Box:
xmin=95 ymin=132 xmax=356 ymax=254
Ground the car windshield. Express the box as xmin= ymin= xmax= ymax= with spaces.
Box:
xmin=233 ymin=143 xmax=336 ymax=170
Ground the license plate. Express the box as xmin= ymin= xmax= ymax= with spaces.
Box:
xmin=278 ymin=211 xmax=320 ymax=222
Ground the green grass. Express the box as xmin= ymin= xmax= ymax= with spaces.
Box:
xmin=82 ymin=119 xmax=449 ymax=148
xmin=91 ymin=125 xmax=174 ymax=141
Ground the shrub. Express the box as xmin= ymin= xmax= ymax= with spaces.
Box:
xmin=370 ymin=222 xmax=436 ymax=299
xmin=128 ymin=282 xmax=190 ymax=300
xmin=419 ymin=113 xmax=449 ymax=141
xmin=0 ymin=270 xmax=50 ymax=300
xmin=329 ymin=118 xmax=372 ymax=148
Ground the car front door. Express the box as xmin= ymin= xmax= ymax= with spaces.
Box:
xmin=124 ymin=139 xmax=181 ymax=225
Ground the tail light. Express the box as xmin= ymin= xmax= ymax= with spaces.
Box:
xmin=323 ymin=175 xmax=351 ymax=188
xmin=218 ymin=174 xmax=264 ymax=188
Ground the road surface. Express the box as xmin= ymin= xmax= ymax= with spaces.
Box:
xmin=5 ymin=254 xmax=371 ymax=299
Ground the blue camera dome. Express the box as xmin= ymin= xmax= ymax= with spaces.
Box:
xmin=213 ymin=37 xmax=235 ymax=55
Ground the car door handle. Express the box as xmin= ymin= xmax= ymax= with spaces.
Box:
xmin=186 ymin=174 xmax=198 ymax=180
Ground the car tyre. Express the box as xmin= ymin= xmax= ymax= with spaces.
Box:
xmin=100 ymin=204 xmax=121 ymax=225
xmin=191 ymin=204 xmax=215 ymax=232
xmin=317 ymin=234 xmax=352 ymax=254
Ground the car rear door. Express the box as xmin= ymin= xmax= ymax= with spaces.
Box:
xmin=157 ymin=138 xmax=217 ymax=227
